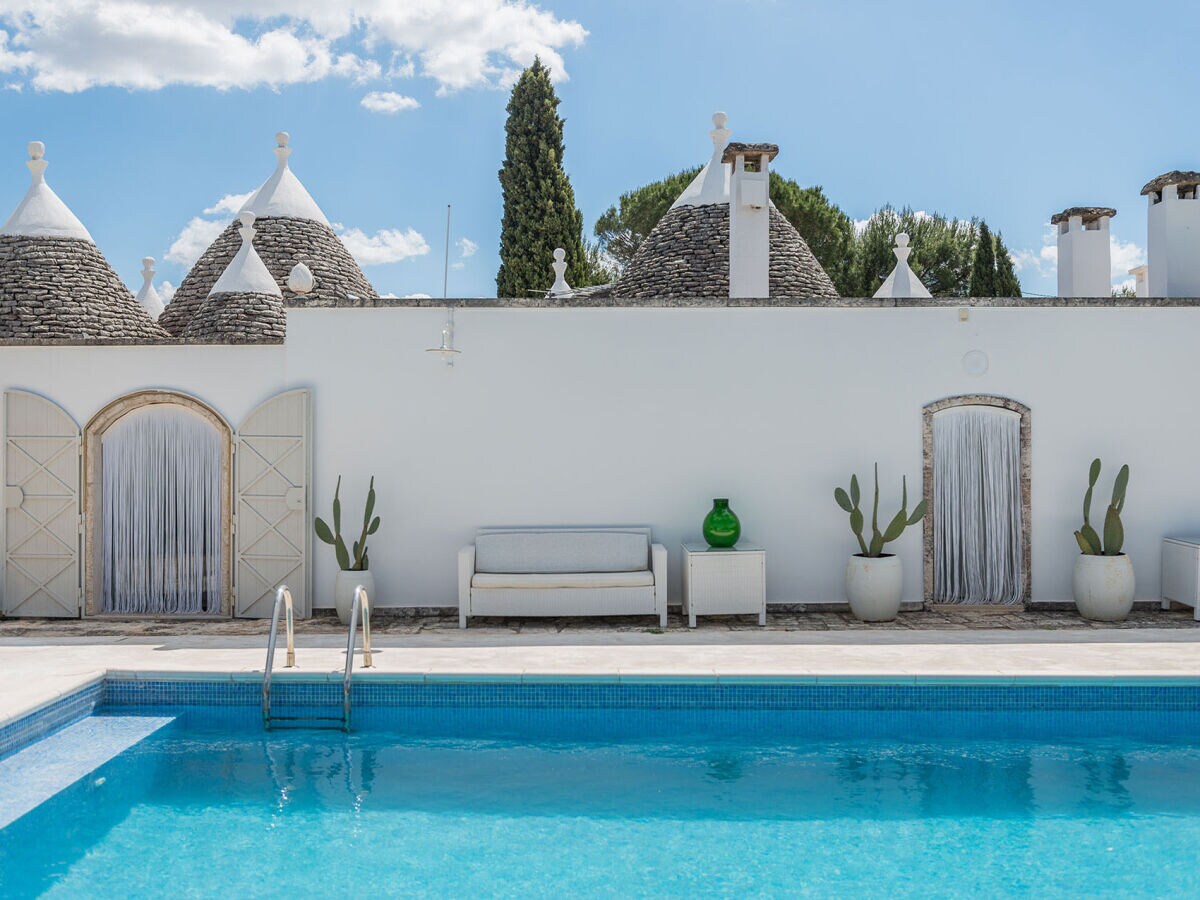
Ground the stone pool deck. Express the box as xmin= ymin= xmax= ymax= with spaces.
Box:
xmin=2 ymin=607 xmax=1199 ymax=730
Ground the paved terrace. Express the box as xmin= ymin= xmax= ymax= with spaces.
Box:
xmin=2 ymin=608 xmax=1199 ymax=729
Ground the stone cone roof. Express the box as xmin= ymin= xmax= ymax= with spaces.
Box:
xmin=158 ymin=216 xmax=378 ymax=335
xmin=182 ymin=290 xmax=285 ymax=344
xmin=0 ymin=235 xmax=167 ymax=342
xmin=612 ymin=204 xmax=839 ymax=299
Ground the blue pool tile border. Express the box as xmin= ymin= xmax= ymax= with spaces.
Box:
xmin=103 ymin=677 xmax=1200 ymax=712
xmin=0 ymin=680 xmax=102 ymax=760
xmin=5 ymin=676 xmax=1200 ymax=760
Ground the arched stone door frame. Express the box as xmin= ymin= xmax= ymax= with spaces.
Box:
xmin=82 ymin=390 xmax=233 ymax=616
xmin=922 ymin=394 xmax=1032 ymax=606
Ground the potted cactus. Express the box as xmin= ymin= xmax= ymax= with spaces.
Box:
xmin=1072 ymin=459 xmax=1133 ymax=621
xmin=834 ymin=464 xmax=926 ymax=621
xmin=314 ymin=475 xmax=380 ymax=625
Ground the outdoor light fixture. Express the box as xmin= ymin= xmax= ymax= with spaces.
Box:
xmin=426 ymin=203 xmax=461 ymax=366
xmin=426 ymin=306 xmax=461 ymax=366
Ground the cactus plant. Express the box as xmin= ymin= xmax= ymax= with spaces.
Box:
xmin=1074 ymin=458 xmax=1129 ymax=556
xmin=314 ymin=475 xmax=380 ymax=571
xmin=834 ymin=463 xmax=926 ymax=557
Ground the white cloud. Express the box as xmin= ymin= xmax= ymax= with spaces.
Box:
xmin=166 ymin=194 xmax=428 ymax=272
xmin=164 ymin=215 xmax=228 ymax=268
xmin=334 ymin=224 xmax=430 ymax=266
xmin=456 ymin=236 xmax=478 ymax=258
xmin=203 ymin=191 xmax=253 ymax=216
xmin=1110 ymin=236 xmax=1145 ymax=280
xmin=360 ymin=90 xmax=419 ymax=114
xmin=852 ymin=209 xmax=932 ymax=237
xmin=402 ymin=292 xmax=431 ymax=299
xmin=158 ymin=280 xmax=176 ymax=301
xmin=0 ymin=2 xmax=586 ymax=94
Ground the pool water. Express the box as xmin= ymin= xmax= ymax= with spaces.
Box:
xmin=4 ymin=700 xmax=1200 ymax=898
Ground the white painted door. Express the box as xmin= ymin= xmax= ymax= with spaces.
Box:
xmin=3 ymin=391 xmax=81 ymax=617
xmin=235 ymin=389 xmax=310 ymax=618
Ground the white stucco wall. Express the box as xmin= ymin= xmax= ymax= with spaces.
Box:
xmin=2 ymin=303 xmax=1198 ymax=612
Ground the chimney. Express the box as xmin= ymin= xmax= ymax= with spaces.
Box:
xmin=723 ymin=141 xmax=778 ymax=298
xmin=1052 ymin=207 xmax=1114 ymax=297
xmin=1142 ymin=171 xmax=1200 ymax=297
xmin=1128 ymin=265 xmax=1148 ymax=298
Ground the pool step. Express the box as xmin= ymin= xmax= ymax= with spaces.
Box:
xmin=263 ymin=714 xmax=348 ymax=732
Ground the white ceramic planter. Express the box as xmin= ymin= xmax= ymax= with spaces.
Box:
xmin=1072 ymin=554 xmax=1134 ymax=622
xmin=334 ymin=569 xmax=375 ymax=626
xmin=844 ymin=554 xmax=904 ymax=622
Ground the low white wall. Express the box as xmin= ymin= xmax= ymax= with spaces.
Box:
xmin=3 ymin=303 xmax=1198 ymax=612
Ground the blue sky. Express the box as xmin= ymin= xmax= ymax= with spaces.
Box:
xmin=0 ymin=1 xmax=1195 ymax=299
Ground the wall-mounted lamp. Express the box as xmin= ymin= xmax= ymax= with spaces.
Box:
xmin=426 ymin=306 xmax=461 ymax=366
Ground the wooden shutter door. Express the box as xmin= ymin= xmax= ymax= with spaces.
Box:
xmin=235 ymin=389 xmax=310 ymax=618
xmin=3 ymin=391 xmax=81 ymax=617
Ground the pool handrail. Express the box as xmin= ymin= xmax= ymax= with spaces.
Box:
xmin=262 ymin=585 xmax=296 ymax=727
xmin=343 ymin=584 xmax=373 ymax=729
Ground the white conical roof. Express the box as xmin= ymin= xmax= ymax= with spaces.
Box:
xmin=0 ymin=141 xmax=93 ymax=241
xmin=874 ymin=233 xmax=932 ymax=299
xmin=238 ymin=132 xmax=329 ymax=225
xmin=135 ymin=257 xmax=165 ymax=319
xmin=671 ymin=113 xmax=732 ymax=208
xmin=210 ymin=212 xmax=282 ymax=296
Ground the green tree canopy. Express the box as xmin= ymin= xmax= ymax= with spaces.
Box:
xmin=593 ymin=168 xmax=859 ymax=296
xmin=853 ymin=207 xmax=979 ymax=297
xmin=496 ymin=59 xmax=594 ymax=297
xmin=993 ymin=231 xmax=1022 ymax=296
xmin=969 ymin=221 xmax=998 ymax=297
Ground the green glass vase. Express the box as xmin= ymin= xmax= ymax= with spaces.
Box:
xmin=702 ymin=498 xmax=741 ymax=548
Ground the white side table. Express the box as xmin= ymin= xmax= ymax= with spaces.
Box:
xmin=681 ymin=542 xmax=766 ymax=628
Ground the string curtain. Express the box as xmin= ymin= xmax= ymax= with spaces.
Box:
xmin=932 ymin=406 xmax=1023 ymax=605
xmin=101 ymin=406 xmax=222 ymax=614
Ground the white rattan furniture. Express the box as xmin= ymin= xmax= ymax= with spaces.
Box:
xmin=681 ymin=541 xmax=766 ymax=628
xmin=458 ymin=527 xmax=667 ymax=629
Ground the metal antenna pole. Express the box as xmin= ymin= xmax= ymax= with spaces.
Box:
xmin=443 ymin=204 xmax=451 ymax=302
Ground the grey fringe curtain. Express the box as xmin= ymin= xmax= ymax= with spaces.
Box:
xmin=101 ymin=407 xmax=222 ymax=614
xmin=932 ymin=406 xmax=1023 ymax=605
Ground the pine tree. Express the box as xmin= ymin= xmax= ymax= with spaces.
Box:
xmin=496 ymin=59 xmax=590 ymax=297
xmin=993 ymin=231 xmax=1022 ymax=297
xmin=969 ymin=220 xmax=997 ymax=297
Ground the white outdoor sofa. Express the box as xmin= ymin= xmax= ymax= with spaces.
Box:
xmin=458 ymin=526 xmax=667 ymax=629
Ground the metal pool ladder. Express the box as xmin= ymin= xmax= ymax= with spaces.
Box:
xmin=262 ymin=584 xmax=374 ymax=732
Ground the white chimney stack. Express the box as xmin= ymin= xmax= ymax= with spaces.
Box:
xmin=724 ymin=141 xmax=778 ymax=298
xmin=1142 ymin=171 xmax=1200 ymax=297
xmin=1053 ymin=207 xmax=1114 ymax=297
xmin=1128 ymin=265 xmax=1148 ymax=298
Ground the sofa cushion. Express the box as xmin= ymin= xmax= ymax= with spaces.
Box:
xmin=472 ymin=571 xmax=654 ymax=589
xmin=474 ymin=530 xmax=649 ymax=574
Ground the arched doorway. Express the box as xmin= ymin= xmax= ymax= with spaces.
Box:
xmin=83 ymin=391 xmax=233 ymax=616
xmin=922 ymin=395 xmax=1031 ymax=606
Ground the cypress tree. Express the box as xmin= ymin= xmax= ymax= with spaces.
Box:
xmin=969 ymin=221 xmax=997 ymax=297
xmin=496 ymin=58 xmax=589 ymax=297
xmin=993 ymin=231 xmax=1022 ymax=297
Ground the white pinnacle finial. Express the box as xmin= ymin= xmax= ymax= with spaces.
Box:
xmin=709 ymin=111 xmax=731 ymax=151
xmin=135 ymin=256 xmax=165 ymax=319
xmin=874 ymin=231 xmax=930 ymax=299
xmin=25 ymin=140 xmax=48 ymax=185
xmin=1 ymin=140 xmax=92 ymax=240
xmin=550 ymin=247 xmax=570 ymax=296
xmin=287 ymin=261 xmax=315 ymax=294
xmin=893 ymin=232 xmax=912 ymax=263
xmin=238 ymin=210 xmax=257 ymax=239
xmin=209 ymin=209 xmax=281 ymax=297
xmin=273 ymin=131 xmax=292 ymax=170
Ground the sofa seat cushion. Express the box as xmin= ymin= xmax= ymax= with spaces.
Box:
xmin=472 ymin=571 xmax=654 ymax=590
xmin=475 ymin=530 xmax=649 ymax=574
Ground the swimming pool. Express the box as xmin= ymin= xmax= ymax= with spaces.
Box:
xmin=3 ymin=679 xmax=1200 ymax=897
